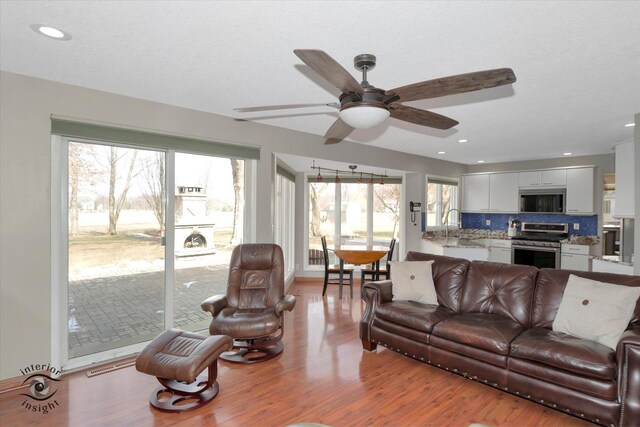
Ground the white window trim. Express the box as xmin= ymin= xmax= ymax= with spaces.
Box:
xmin=52 ymin=137 xmax=252 ymax=372
xmin=425 ymin=175 xmax=460 ymax=230
xmin=304 ymin=175 xmax=402 ymax=271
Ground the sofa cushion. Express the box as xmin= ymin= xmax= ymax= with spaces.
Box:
xmin=531 ymin=268 xmax=640 ymax=329
xmin=431 ymin=312 xmax=525 ymax=355
xmin=510 ymin=327 xmax=616 ymax=381
xmin=375 ymin=301 xmax=456 ymax=333
xmin=507 ymin=358 xmax=618 ymax=401
xmin=553 ymin=274 xmax=640 ymax=350
xmin=389 ymin=260 xmax=437 ymax=304
xmin=460 ymin=261 xmax=538 ymax=328
xmin=405 ymin=252 xmax=470 ymax=312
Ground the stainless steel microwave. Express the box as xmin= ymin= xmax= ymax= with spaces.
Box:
xmin=519 ymin=189 xmax=565 ymax=214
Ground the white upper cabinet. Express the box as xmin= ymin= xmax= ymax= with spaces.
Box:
xmin=518 ymin=171 xmax=541 ymax=188
xmin=462 ymin=174 xmax=490 ymax=212
xmin=519 ymin=169 xmax=566 ymax=187
xmin=463 ymin=166 xmax=595 ymax=215
xmin=566 ymin=167 xmax=595 ymax=215
xmin=489 ymin=173 xmax=519 ymax=213
xmin=613 ymin=141 xmax=635 ymax=218
xmin=541 ymin=169 xmax=566 ymax=186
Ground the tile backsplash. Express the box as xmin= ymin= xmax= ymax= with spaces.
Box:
xmin=460 ymin=213 xmax=598 ymax=236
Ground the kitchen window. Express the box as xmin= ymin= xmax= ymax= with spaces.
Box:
xmin=426 ymin=178 xmax=459 ymax=228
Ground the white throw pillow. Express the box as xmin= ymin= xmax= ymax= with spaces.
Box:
xmin=389 ymin=260 xmax=438 ymax=305
xmin=552 ymin=274 xmax=640 ymax=350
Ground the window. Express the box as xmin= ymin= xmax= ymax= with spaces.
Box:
xmin=275 ymin=169 xmax=295 ymax=279
xmin=307 ymin=177 xmax=401 ymax=267
xmin=53 ymin=119 xmax=257 ymax=368
xmin=426 ymin=178 xmax=459 ymax=228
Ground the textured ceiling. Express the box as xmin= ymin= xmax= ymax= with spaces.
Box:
xmin=1 ymin=1 xmax=638 ymax=166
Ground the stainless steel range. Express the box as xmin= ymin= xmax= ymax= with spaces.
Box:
xmin=511 ymin=222 xmax=568 ymax=269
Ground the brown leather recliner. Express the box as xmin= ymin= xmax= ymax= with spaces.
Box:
xmin=201 ymin=244 xmax=296 ymax=363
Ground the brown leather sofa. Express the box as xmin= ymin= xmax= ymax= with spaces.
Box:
xmin=360 ymin=252 xmax=640 ymax=426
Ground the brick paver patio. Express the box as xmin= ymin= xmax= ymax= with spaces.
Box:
xmin=68 ymin=265 xmax=229 ymax=358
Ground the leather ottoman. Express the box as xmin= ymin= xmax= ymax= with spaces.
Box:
xmin=136 ymin=328 xmax=232 ymax=412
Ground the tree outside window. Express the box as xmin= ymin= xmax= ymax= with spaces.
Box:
xmin=426 ymin=180 xmax=459 ymax=228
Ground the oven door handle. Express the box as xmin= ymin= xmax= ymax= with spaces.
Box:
xmin=511 ymin=245 xmax=560 ymax=253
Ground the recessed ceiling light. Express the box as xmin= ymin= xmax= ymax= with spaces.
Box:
xmin=31 ymin=24 xmax=72 ymax=41
xmin=458 ymin=139 xmax=469 ymax=143
xmin=563 ymin=152 xmax=573 ymax=156
xmin=437 ymin=151 xmax=446 ymax=154
xmin=477 ymin=160 xmax=485 ymax=163
xmin=624 ymin=123 xmax=635 ymax=127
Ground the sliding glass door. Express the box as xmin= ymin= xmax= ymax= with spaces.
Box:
xmin=64 ymin=139 xmax=245 ymax=363
xmin=173 ymin=154 xmax=244 ymax=332
xmin=67 ymin=142 xmax=166 ymax=358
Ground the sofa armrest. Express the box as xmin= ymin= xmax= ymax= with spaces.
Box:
xmin=200 ymin=294 xmax=228 ymax=317
xmin=616 ymin=325 xmax=640 ymax=426
xmin=362 ymin=280 xmax=394 ymax=305
xmin=276 ymin=295 xmax=296 ymax=314
xmin=360 ymin=280 xmax=394 ymax=347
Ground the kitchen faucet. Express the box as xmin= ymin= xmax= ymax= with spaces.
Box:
xmin=444 ymin=208 xmax=462 ymax=239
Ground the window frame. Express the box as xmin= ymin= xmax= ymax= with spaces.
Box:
xmin=304 ymin=175 xmax=402 ymax=270
xmin=425 ymin=176 xmax=460 ymax=230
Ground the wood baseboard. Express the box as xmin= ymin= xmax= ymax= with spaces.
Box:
xmin=0 ymin=371 xmax=50 ymax=395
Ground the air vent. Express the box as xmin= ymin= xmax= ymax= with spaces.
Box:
xmin=86 ymin=359 xmax=136 ymax=378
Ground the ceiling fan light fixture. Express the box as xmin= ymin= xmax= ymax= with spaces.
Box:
xmin=339 ymin=105 xmax=390 ymax=129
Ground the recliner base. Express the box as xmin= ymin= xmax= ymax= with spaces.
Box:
xmin=220 ymin=340 xmax=284 ymax=363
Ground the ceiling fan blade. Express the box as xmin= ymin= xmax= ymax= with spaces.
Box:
xmin=294 ymin=49 xmax=364 ymax=96
xmin=234 ymin=102 xmax=339 ymax=113
xmin=324 ymin=118 xmax=354 ymax=144
xmin=388 ymin=68 xmax=516 ymax=102
xmin=390 ymin=104 xmax=458 ymax=130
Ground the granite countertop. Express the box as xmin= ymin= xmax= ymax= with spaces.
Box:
xmin=423 ymin=229 xmax=600 ymax=246
xmin=565 ymin=235 xmax=600 ymax=246
xmin=426 ymin=237 xmax=488 ymax=249
xmin=423 ymin=229 xmax=509 ymax=240
xmin=594 ymin=256 xmax=634 ymax=267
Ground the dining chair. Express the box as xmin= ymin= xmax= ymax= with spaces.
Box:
xmin=321 ymin=236 xmax=354 ymax=297
xmin=360 ymin=238 xmax=396 ymax=285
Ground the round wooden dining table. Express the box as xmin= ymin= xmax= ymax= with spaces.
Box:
xmin=330 ymin=245 xmax=390 ymax=299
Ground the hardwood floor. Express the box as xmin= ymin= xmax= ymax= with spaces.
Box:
xmin=0 ymin=282 xmax=591 ymax=426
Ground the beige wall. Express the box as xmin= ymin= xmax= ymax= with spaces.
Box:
xmin=635 ymin=112 xmax=639 ymax=275
xmin=0 ymin=71 xmax=467 ymax=379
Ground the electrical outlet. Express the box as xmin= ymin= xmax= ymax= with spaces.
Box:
xmin=485 ymin=219 xmax=491 ymax=226
xmin=573 ymin=223 xmax=580 ymax=230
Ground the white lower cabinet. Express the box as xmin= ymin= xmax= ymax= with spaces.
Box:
xmin=560 ymin=244 xmax=591 ymax=271
xmin=490 ymin=247 xmax=512 ymax=264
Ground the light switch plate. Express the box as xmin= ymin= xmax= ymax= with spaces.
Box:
xmin=485 ymin=219 xmax=491 ymax=226
xmin=573 ymin=223 xmax=580 ymax=230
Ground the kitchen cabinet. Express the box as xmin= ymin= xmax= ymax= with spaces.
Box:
xmin=541 ymin=169 xmax=566 ymax=186
xmin=561 ymin=244 xmax=591 ymax=271
xmin=462 ymin=174 xmax=490 ymax=212
xmin=613 ymin=141 xmax=635 ymax=218
xmin=592 ymin=259 xmax=634 ymax=275
xmin=489 ymin=239 xmax=512 ymax=264
xmin=489 ymin=173 xmax=519 ymax=213
xmin=490 ymin=247 xmax=512 ymax=264
xmin=565 ymin=167 xmax=595 ymax=215
xmin=518 ymin=171 xmax=541 ymax=188
xmin=421 ymin=240 xmax=489 ymax=261
xmin=519 ymin=169 xmax=566 ymax=188
xmin=462 ymin=166 xmax=595 ymax=215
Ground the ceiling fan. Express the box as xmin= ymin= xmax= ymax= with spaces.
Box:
xmin=234 ymin=50 xmax=516 ymax=144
